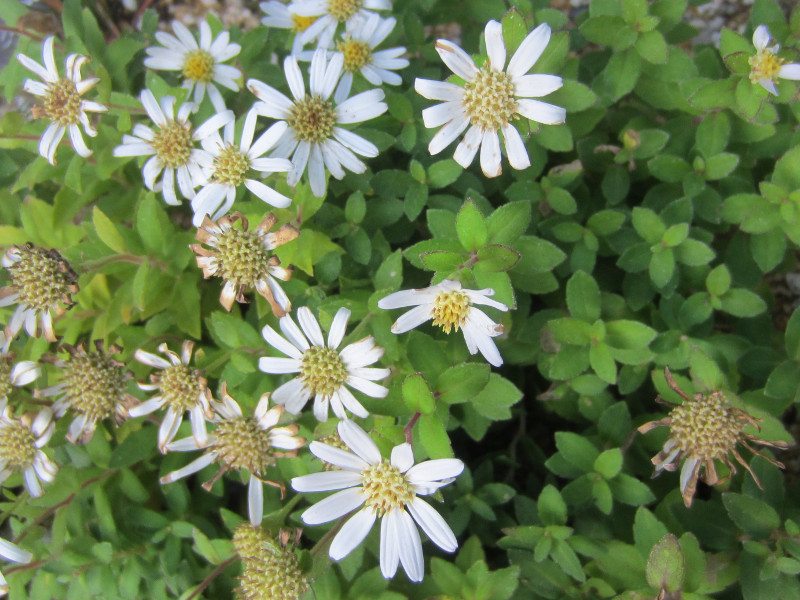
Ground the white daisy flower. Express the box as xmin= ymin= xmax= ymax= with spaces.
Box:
xmin=161 ymin=384 xmax=305 ymax=526
xmin=192 ymin=108 xmax=293 ymax=227
xmin=16 ymin=36 xmax=107 ymax=165
xmin=113 ymin=89 xmax=233 ymax=207
xmin=0 ymin=535 xmax=33 ymax=596
xmin=144 ymin=20 xmax=242 ymax=111
xmin=0 ymin=406 xmax=57 ymax=498
xmin=289 ymin=0 xmax=391 ymax=50
xmin=330 ymin=13 xmax=409 ymax=104
xmin=292 ymin=419 xmax=464 ymax=582
xmin=248 ymin=48 xmax=387 ymax=198
xmin=415 ymin=20 xmax=565 ymax=177
xmin=749 ymin=25 xmax=800 ymax=95
xmin=0 ymin=332 xmax=40 ymax=414
xmin=259 ymin=306 xmax=390 ymax=422
xmin=131 ymin=341 xmax=212 ymax=452
xmin=377 ymin=279 xmax=509 ymax=368
xmin=259 ymin=0 xmax=318 ymax=55
xmin=0 ymin=244 xmax=78 ymax=343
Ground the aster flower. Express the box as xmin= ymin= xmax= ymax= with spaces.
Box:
xmin=748 ymin=25 xmax=800 ymax=96
xmin=0 ymin=332 xmax=41 ymax=413
xmin=190 ymin=212 xmax=299 ymax=315
xmin=260 ymin=0 xmax=318 ymax=55
xmin=259 ymin=306 xmax=390 ymax=422
xmin=638 ymin=368 xmax=791 ymax=508
xmin=289 ymin=0 xmax=391 ymax=50
xmin=415 ymin=20 xmax=565 ymax=177
xmin=0 ymin=535 xmax=33 ymax=597
xmin=37 ymin=341 xmax=135 ymax=445
xmin=144 ymin=20 xmax=242 ymax=111
xmin=16 ymin=36 xmax=107 ymax=165
xmin=131 ymin=341 xmax=212 ymax=452
xmin=234 ymin=524 xmax=309 ymax=600
xmin=0 ymin=244 xmax=78 ymax=343
xmin=377 ymin=279 xmax=508 ymax=368
xmin=113 ymin=89 xmax=233 ymax=207
xmin=292 ymin=419 xmax=464 ymax=582
xmin=330 ymin=13 xmax=409 ymax=104
xmin=247 ymin=48 xmax=388 ymax=198
xmin=0 ymin=406 xmax=57 ymax=498
xmin=192 ymin=108 xmax=293 ymax=226
xmin=160 ymin=384 xmax=305 ymax=526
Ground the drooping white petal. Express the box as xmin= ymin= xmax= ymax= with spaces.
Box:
xmin=309 ymin=441 xmax=370 ymax=471
xmin=408 ymin=497 xmax=458 ymax=552
xmin=435 ymin=39 xmax=478 ymax=81
xmin=338 ymin=419 xmax=382 ymax=465
xmin=300 ymin=486 xmax=366 ymax=524
xmin=394 ymin=509 xmax=424 ymax=582
xmin=248 ymin=476 xmax=264 ymax=526
xmin=329 ymin=508 xmax=377 ymax=561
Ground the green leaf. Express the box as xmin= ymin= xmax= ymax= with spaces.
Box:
xmin=696 ymin=112 xmax=731 ymax=158
xmin=720 ymin=289 xmax=767 ymax=317
xmin=604 ymin=320 xmax=657 ymax=349
xmin=427 ymin=159 xmax=462 ymax=188
xmin=470 ymin=374 xmax=523 ymax=420
xmin=513 ymin=236 xmax=567 ymax=274
xmin=633 ymin=507 xmax=669 ymax=558
xmin=704 ymin=153 xmax=739 ymax=180
xmin=581 ymin=15 xmax=636 ymax=49
xmin=646 ymin=534 xmax=685 ymax=592
xmin=420 ymin=251 xmax=465 ymax=272
xmin=551 ymin=539 xmax=585 ymax=582
xmin=587 ymin=210 xmax=626 ymax=236
xmin=93 ymin=206 xmax=127 ymax=253
xmin=593 ymin=478 xmax=614 ymax=514
xmin=786 ymin=307 xmax=800 ymax=360
xmin=402 ymin=373 xmax=435 ymax=414
xmin=486 ymin=201 xmax=531 ymax=245
xmin=635 ymin=30 xmax=668 ymax=63
xmin=554 ymin=432 xmax=598 ymax=472
xmin=723 ymin=492 xmax=780 ymax=539
xmin=548 ymin=318 xmax=592 ymax=345
xmin=566 ymin=271 xmax=601 ymax=323
xmin=501 ymin=8 xmax=528 ymax=55
xmin=137 ymin=193 xmax=165 ymax=253
xmin=192 ymin=529 xmax=222 ymax=565
xmin=773 ymin=146 xmax=800 ymax=191
xmin=661 ymin=223 xmax=688 ymax=248
xmin=590 ymin=342 xmax=617 ymax=384
xmin=750 ymin=232 xmax=786 ymax=273
xmin=632 ymin=207 xmax=665 ymax=243
xmin=648 ymin=155 xmax=691 ymax=183
xmin=419 ymin=413 xmax=454 ymax=458
xmin=604 ymin=49 xmax=642 ymax=100
xmin=679 ymin=293 xmax=713 ymax=326
xmin=594 ymin=448 xmax=623 ymax=479
xmin=476 ymin=244 xmax=520 ymax=271
xmin=456 ymin=199 xmax=488 ymax=251
xmin=675 ymin=239 xmax=715 ymax=266
xmin=649 ymin=249 xmax=675 ymax=288
xmin=538 ymin=485 xmax=568 ymax=526
xmin=374 ymin=250 xmax=403 ymax=291
xmin=437 ymin=363 xmax=491 ymax=404
xmin=608 ymin=473 xmax=656 ymax=506
xmin=705 ymin=265 xmax=731 ymax=296
xmin=404 ymin=181 xmax=428 ymax=221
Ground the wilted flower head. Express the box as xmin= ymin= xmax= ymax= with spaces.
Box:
xmin=191 ymin=212 xmax=299 ymax=315
xmin=131 ymin=341 xmax=212 ymax=452
xmin=160 ymin=385 xmax=305 ymax=526
xmin=38 ymin=341 xmax=135 ymax=445
xmin=638 ymin=368 xmax=791 ymax=507
xmin=0 ymin=332 xmax=40 ymax=413
xmin=0 ymin=244 xmax=79 ymax=343
xmin=233 ymin=525 xmax=309 ymax=600
xmin=0 ymin=406 xmax=57 ymax=498
xmin=16 ymin=36 xmax=107 ymax=164
xmin=749 ymin=25 xmax=800 ymax=96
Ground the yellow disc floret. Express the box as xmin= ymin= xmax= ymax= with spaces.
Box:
xmin=749 ymin=47 xmax=785 ymax=85
xmin=0 ymin=420 xmax=37 ymax=471
xmin=151 ymin=120 xmax=194 ymax=169
xmin=462 ymin=66 xmax=518 ymax=131
xmin=212 ymin=144 xmax=250 ymax=187
xmin=432 ymin=290 xmax=471 ymax=334
xmin=291 ymin=14 xmax=317 ymax=33
xmin=361 ymin=460 xmax=415 ymax=515
xmin=40 ymin=78 xmax=83 ymax=126
xmin=337 ymin=38 xmax=371 ymax=72
xmin=327 ymin=0 xmax=362 ymax=23
xmin=287 ymin=95 xmax=336 ymax=144
xmin=668 ymin=391 xmax=744 ymax=462
xmin=158 ymin=364 xmax=203 ymax=412
xmin=214 ymin=417 xmax=276 ymax=475
xmin=183 ymin=49 xmax=215 ymax=83
xmin=299 ymin=347 xmax=347 ymax=397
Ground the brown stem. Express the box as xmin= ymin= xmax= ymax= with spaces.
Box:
xmin=404 ymin=412 xmax=421 ymax=444
xmin=134 ymin=0 xmax=156 ymax=23
xmin=4 ymin=558 xmax=47 ymax=574
xmin=185 ymin=556 xmax=237 ymax=600
xmin=40 ymin=0 xmax=62 ymax=12
xmin=0 ymin=26 xmax=46 ymax=42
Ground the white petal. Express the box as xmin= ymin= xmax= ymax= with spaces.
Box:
xmin=453 ymin=125 xmax=482 ymax=169
xmin=272 ymin=378 xmax=312 ymax=414
xmin=338 ymin=419 xmax=382 ymax=465
xmin=485 ymin=20 xmax=506 ymax=71
xmin=779 ymin=63 xmax=800 ymax=80
xmin=160 ymin=452 xmax=216 ymax=483
xmin=329 ymin=508 xmax=376 ymax=560
xmin=309 ymin=441 xmax=369 ymax=471
xmin=300 ymin=486 xmax=366 ymax=524
xmin=435 ymin=39 xmax=478 ymax=81
xmin=406 ymin=459 xmax=464 ymax=485
xmin=0 ymin=538 xmax=31 ymax=564
xmin=391 ymin=443 xmax=415 ymax=473
xmin=10 ymin=361 xmax=40 ymax=386
xmin=422 ymin=101 xmax=464 ymax=129
xmin=479 ymin=129 xmax=502 ymax=178
xmin=332 ymin=128 xmax=378 ymax=157
xmin=414 ymin=78 xmax=464 ymax=102
xmin=346 ymin=376 xmax=388 ymax=399
xmin=249 ymin=120 xmax=289 ymax=158
xmin=128 ymin=396 xmax=164 ymax=417
xmin=134 ymin=349 xmax=171 ymax=369
xmin=245 ymin=179 xmax=292 ymax=208
xmin=258 ymin=356 xmax=302 ymax=374
xmin=391 ymin=304 xmax=434 ymax=334
xmin=507 ymin=22 xmax=551 ymax=78
xmin=262 ymin=324 xmax=304 ymax=359
xmin=334 ymin=387 xmax=370 ymax=418
xmin=249 ymin=476 xmax=264 ymax=526
xmin=297 ymin=306 xmax=325 ymax=347
xmin=516 ymin=98 xmax=566 ymax=124
xmin=380 ymin=512 xmax=400 ymax=579
xmin=753 ymin=25 xmax=770 ymax=51
xmin=336 ymin=89 xmax=387 ymax=124
xmin=502 ymin=123 xmax=530 ymax=170
xmin=513 ymin=73 xmax=563 ymax=98
xmin=327 ymin=307 xmax=351 ymax=348
xmin=408 ymin=497 xmax=458 ymax=552
xmin=395 ymin=509 xmax=424 ymax=582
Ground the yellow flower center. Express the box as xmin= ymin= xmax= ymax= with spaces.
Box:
xmin=462 ymin=66 xmax=518 ymax=131
xmin=0 ymin=361 xmax=12 ymax=401
xmin=214 ymin=417 xmax=275 ymax=475
xmin=158 ymin=364 xmax=204 ymax=412
xmin=287 ymin=95 xmax=336 ymax=144
xmin=291 ymin=14 xmax=317 ymax=33
xmin=327 ymin=0 xmax=362 ymax=22
xmin=749 ymin=48 xmax=785 ymax=85
xmin=212 ymin=143 xmax=250 ymax=187
xmin=183 ymin=50 xmax=215 ymax=83
xmin=61 ymin=350 xmax=127 ymax=423
xmin=39 ymin=77 xmax=82 ymax=126
xmin=151 ymin=120 xmax=195 ymax=169
xmin=7 ymin=246 xmax=77 ymax=313
xmin=299 ymin=346 xmax=347 ymax=398
xmin=669 ymin=392 xmax=744 ymax=462
xmin=235 ymin=524 xmax=309 ymax=600
xmin=337 ymin=38 xmax=371 ymax=72
xmin=361 ymin=460 xmax=414 ymax=515
xmin=432 ymin=290 xmax=470 ymax=334
xmin=212 ymin=227 xmax=273 ymax=288
xmin=0 ymin=420 xmax=37 ymax=471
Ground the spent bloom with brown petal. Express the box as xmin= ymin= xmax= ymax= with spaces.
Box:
xmin=638 ymin=368 xmax=791 ymax=507
xmin=0 ymin=244 xmax=79 ymax=343
xmin=38 ymin=340 xmax=136 ymax=445
xmin=190 ymin=212 xmax=299 ymax=316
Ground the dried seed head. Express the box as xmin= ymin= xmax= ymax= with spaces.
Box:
xmin=4 ymin=244 xmax=78 ymax=314
xmin=234 ymin=524 xmax=309 ymax=600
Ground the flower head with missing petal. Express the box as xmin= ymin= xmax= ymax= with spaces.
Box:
xmin=38 ymin=341 xmax=136 ymax=445
xmin=160 ymin=385 xmax=304 ymax=526
xmin=289 ymin=0 xmax=391 ymax=50
xmin=377 ymin=279 xmax=509 ymax=367
xmin=0 ymin=244 xmax=79 ymax=343
xmin=0 ymin=406 xmax=57 ymax=498
xmin=292 ymin=420 xmax=463 ymax=582
xmin=0 ymin=535 xmax=33 ymax=596
xmin=192 ymin=109 xmax=293 ymax=226
xmin=234 ymin=525 xmax=309 ymax=600
xmin=749 ymin=25 xmax=800 ymax=96
xmin=0 ymin=332 xmax=40 ymax=414
xmin=190 ymin=212 xmax=299 ymax=315
xmin=144 ymin=19 xmax=242 ymax=110
xmin=131 ymin=341 xmax=212 ymax=452
xmin=16 ymin=36 xmax=107 ymax=164
xmin=259 ymin=306 xmax=390 ymax=422
xmin=113 ymin=89 xmax=232 ymax=207
xmin=638 ymin=368 xmax=791 ymax=507
xmin=247 ymin=48 xmax=387 ymax=198
xmin=415 ymin=20 xmax=565 ymax=177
